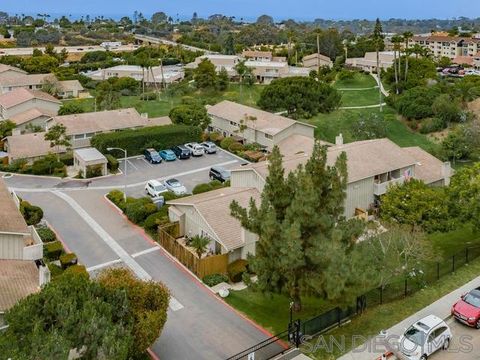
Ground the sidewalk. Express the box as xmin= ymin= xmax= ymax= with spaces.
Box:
xmin=337 ymin=273 xmax=480 ymax=360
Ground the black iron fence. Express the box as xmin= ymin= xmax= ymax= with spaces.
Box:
xmin=226 ymin=245 xmax=480 ymax=359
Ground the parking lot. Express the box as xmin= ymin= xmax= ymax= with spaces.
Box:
xmin=105 ymin=148 xmax=245 ymax=198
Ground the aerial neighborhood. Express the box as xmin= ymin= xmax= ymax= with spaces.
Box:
xmin=1 ymin=4 xmax=480 ymax=360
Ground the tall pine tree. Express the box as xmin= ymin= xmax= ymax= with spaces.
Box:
xmin=231 ymin=143 xmax=367 ymax=310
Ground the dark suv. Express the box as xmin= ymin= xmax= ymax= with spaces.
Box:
xmin=172 ymin=145 xmax=191 ymax=159
xmin=144 ymin=148 xmax=162 ymax=164
xmin=209 ymin=166 xmax=231 ymax=183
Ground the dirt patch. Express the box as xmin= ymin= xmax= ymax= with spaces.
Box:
xmin=468 ymin=98 xmax=480 ymax=115
xmin=427 ymin=128 xmax=451 ymax=143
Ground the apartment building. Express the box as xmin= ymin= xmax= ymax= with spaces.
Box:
xmin=411 ymin=35 xmax=480 ymax=60
xmin=302 ymin=53 xmax=334 ymax=69
xmin=86 ymin=64 xmax=185 ymax=84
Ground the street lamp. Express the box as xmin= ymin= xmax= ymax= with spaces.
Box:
xmin=107 ymin=147 xmax=127 ymax=202
xmin=289 ymin=301 xmax=294 ymax=326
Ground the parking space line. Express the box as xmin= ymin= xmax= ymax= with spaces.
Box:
xmin=86 ymin=259 xmax=122 ymax=272
xmin=142 ymin=158 xmax=154 ymax=168
xmin=169 ymin=297 xmax=184 ymax=311
xmin=127 ymin=159 xmax=138 ymax=171
xmin=131 ymin=247 xmax=160 ymax=258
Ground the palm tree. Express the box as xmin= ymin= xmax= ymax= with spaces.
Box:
xmin=391 ymin=35 xmax=403 ymax=94
xmin=403 ymin=31 xmax=414 ymax=81
xmin=189 ymin=235 xmax=210 ymax=259
xmin=372 ymin=18 xmax=384 ymax=112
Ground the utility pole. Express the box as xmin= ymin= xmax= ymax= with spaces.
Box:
xmin=317 ymin=33 xmax=320 ymax=69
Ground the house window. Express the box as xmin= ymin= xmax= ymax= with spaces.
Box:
xmin=74 ymin=134 xmax=85 ymax=140
xmin=85 ymin=132 xmax=95 ymax=138
xmin=264 ymin=133 xmax=273 ymax=140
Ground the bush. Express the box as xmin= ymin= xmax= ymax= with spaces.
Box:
xmin=125 ymin=198 xmax=157 ymax=224
xmin=208 ymin=132 xmax=224 ymax=144
xmin=419 ymin=117 xmax=446 ymax=134
xmin=203 ymin=273 xmax=229 ymax=287
xmin=91 ymin=125 xmax=202 ymax=156
xmin=19 ymin=201 xmax=43 ymax=226
xmin=140 ymin=92 xmax=157 ymax=100
xmin=105 ymin=154 xmax=119 ymax=172
xmin=44 ymin=241 xmax=64 ymax=261
xmin=144 ymin=209 xmax=169 ymax=232
xmin=107 ymin=190 xmax=125 ymax=207
xmin=36 ymin=227 xmax=56 ymax=243
xmin=227 ymin=259 xmax=249 ymax=283
xmin=220 ymin=137 xmax=237 ymax=150
xmin=192 ymin=183 xmax=213 ymax=195
xmin=59 ymin=252 xmax=78 ymax=269
xmin=31 ymin=155 xmax=65 ymax=176
xmin=59 ymin=153 xmax=74 ymax=166
xmin=47 ymin=262 xmax=64 ymax=278
xmin=63 ymin=264 xmax=88 ymax=277
xmin=228 ymin=142 xmax=245 ymax=152
xmin=85 ymin=164 xmax=104 ymax=178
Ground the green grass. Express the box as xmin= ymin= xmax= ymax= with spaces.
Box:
xmin=224 ymin=289 xmax=333 ymax=335
xmin=334 ymin=73 xmax=377 ymax=89
xmin=304 ymin=254 xmax=480 ymax=359
xmin=304 ymin=107 xmax=439 ymax=154
xmin=428 ymin=224 xmax=480 ymax=259
xmin=63 ymin=84 xmax=264 ymax=118
xmin=339 ymin=88 xmax=381 ymax=107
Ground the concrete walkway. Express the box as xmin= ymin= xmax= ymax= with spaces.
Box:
xmin=337 ymin=273 xmax=480 ymax=360
xmin=370 ymin=73 xmax=390 ymax=97
xmin=339 ymin=103 xmax=387 ymax=110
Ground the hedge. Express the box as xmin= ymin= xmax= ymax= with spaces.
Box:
xmin=47 ymin=262 xmax=64 ymax=278
xmin=227 ymin=259 xmax=249 ymax=283
xmin=125 ymin=197 xmax=157 ymax=224
xmin=44 ymin=241 xmax=64 ymax=261
xmin=105 ymin=154 xmax=119 ymax=172
xmin=91 ymin=124 xmax=202 ymax=156
xmin=203 ymin=273 xmax=229 ymax=287
xmin=144 ymin=208 xmax=169 ymax=232
xmin=36 ymin=227 xmax=56 ymax=243
xmin=63 ymin=264 xmax=88 ymax=277
xmin=20 ymin=201 xmax=44 ymax=226
xmin=59 ymin=253 xmax=78 ymax=269
xmin=192 ymin=180 xmax=225 ymax=195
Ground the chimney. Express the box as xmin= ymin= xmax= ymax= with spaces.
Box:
xmin=442 ymin=162 xmax=452 ymax=186
xmin=335 ymin=133 xmax=344 ymax=146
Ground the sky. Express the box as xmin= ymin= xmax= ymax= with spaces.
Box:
xmin=1 ymin=0 xmax=480 ymax=21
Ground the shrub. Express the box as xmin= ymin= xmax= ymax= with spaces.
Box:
xmin=419 ymin=117 xmax=446 ymax=134
xmin=44 ymin=241 xmax=64 ymax=261
xmin=208 ymin=132 xmax=224 ymax=144
xmin=162 ymin=192 xmax=180 ymax=201
xmin=31 ymin=155 xmax=65 ymax=176
xmin=105 ymin=154 xmax=119 ymax=172
xmin=107 ymin=190 xmax=125 ymax=207
xmin=59 ymin=252 xmax=78 ymax=269
xmin=228 ymin=142 xmax=245 ymax=153
xmin=144 ymin=209 xmax=169 ymax=232
xmin=203 ymin=273 xmax=229 ymax=287
xmin=91 ymin=125 xmax=201 ymax=156
xmin=125 ymin=198 xmax=157 ymax=224
xmin=59 ymin=153 xmax=74 ymax=166
xmin=36 ymin=227 xmax=56 ymax=242
xmin=47 ymin=262 xmax=64 ymax=278
xmin=220 ymin=137 xmax=237 ymax=150
xmin=19 ymin=201 xmax=43 ymax=226
xmin=63 ymin=264 xmax=88 ymax=277
xmin=192 ymin=183 xmax=213 ymax=195
xmin=227 ymin=259 xmax=249 ymax=283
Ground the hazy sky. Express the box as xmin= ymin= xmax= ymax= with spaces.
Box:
xmin=1 ymin=0 xmax=479 ymax=21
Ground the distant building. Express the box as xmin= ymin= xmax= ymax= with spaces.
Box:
xmin=85 ymin=64 xmax=184 ymax=85
xmin=411 ymin=35 xmax=480 ymax=60
xmin=0 ymin=88 xmax=61 ymax=120
xmin=302 ymin=53 xmax=333 ymax=69
xmin=345 ymin=51 xmax=394 ymax=72
xmin=0 ymin=72 xmax=55 ymax=94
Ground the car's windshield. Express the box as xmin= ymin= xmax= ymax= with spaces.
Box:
xmin=168 ymin=180 xmax=180 ymax=187
xmin=151 ymin=152 xmax=160 ymax=158
xmin=220 ymin=170 xmax=230 ymax=177
xmin=464 ymin=293 xmax=480 ymax=308
xmin=404 ymin=326 xmax=427 ymax=346
xmin=154 ymin=185 xmax=165 ymax=191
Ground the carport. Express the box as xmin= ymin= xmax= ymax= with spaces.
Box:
xmin=73 ymin=148 xmax=108 ymax=178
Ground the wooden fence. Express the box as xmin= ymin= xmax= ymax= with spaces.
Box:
xmin=158 ymin=223 xmax=228 ymax=279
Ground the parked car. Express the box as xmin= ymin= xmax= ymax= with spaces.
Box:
xmin=201 ymin=141 xmax=217 ymax=154
xmin=172 ymin=145 xmax=191 ymax=159
xmin=164 ymin=178 xmax=187 ymax=195
xmin=185 ymin=142 xmax=205 ymax=156
xmin=209 ymin=166 xmax=230 ymax=183
xmin=159 ymin=149 xmax=177 ymax=161
xmin=144 ymin=148 xmax=162 ymax=164
xmin=452 ymin=286 xmax=480 ymax=328
xmin=145 ymin=180 xmax=168 ymax=197
xmin=399 ymin=315 xmax=452 ymax=360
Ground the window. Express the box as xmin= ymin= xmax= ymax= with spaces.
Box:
xmin=264 ymin=133 xmax=273 ymax=140
xmin=74 ymin=134 xmax=85 ymax=140
xmin=85 ymin=132 xmax=95 ymax=138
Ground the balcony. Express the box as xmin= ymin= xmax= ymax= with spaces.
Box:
xmin=22 ymin=226 xmax=43 ymax=261
xmin=374 ymin=176 xmax=406 ymax=196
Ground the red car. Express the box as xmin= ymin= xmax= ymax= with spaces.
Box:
xmin=451 ymin=287 xmax=480 ymax=328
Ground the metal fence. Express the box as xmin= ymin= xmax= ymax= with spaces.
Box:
xmin=225 ymin=329 xmax=292 ymax=360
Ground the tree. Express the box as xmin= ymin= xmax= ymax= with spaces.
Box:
xmin=432 ymin=94 xmax=462 ymax=126
xmin=193 ymin=59 xmax=217 ymax=89
xmin=230 ymin=143 xmax=367 ymax=310
xmin=189 ymin=235 xmax=211 ymax=258
xmin=223 ymin=33 xmax=235 ymax=55
xmin=21 ymin=55 xmax=59 ymax=73
xmin=41 ymin=77 xmax=60 ymax=96
xmin=256 ymin=15 xmax=274 ymax=26
xmin=0 ymin=120 xmax=16 ymax=138
xmin=372 ymin=18 xmax=384 ymax=111
xmin=169 ymin=104 xmax=211 ymax=130
xmin=402 ymin=31 xmax=414 ymax=81
xmin=58 ymin=102 xmax=85 ymax=116
xmin=217 ymin=67 xmax=229 ymax=91
xmin=257 ymin=77 xmax=341 ymax=118
xmin=351 ymin=113 xmax=387 ymax=140
xmin=97 ymin=268 xmax=170 ymax=357
xmin=44 ymin=123 xmax=71 ymax=157
xmin=151 ymin=12 xmax=168 ymax=25
xmin=381 ymin=179 xmax=453 ymax=233
xmin=391 ymin=35 xmax=403 ymax=94
xmin=96 ymin=80 xmax=121 ymax=110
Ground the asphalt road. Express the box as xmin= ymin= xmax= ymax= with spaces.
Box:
xmin=5 ymin=150 xmax=274 ymax=359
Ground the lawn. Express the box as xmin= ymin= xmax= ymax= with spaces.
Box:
xmin=63 ymin=83 xmax=264 ymax=118
xmin=339 ymin=88 xmax=382 ymax=107
xmin=304 ymin=254 xmax=480 ymax=359
xmin=304 ymin=106 xmax=439 ymax=154
xmin=334 ymin=73 xmax=377 ymax=89
xmin=428 ymin=223 xmax=480 ymax=259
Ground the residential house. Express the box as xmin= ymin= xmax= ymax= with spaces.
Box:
xmin=57 ymin=80 xmax=86 ymax=99
xmin=3 ymin=132 xmax=67 ymax=163
xmin=0 ymin=73 xmax=56 ymax=94
xmin=302 ymin=53 xmax=334 ymax=69
xmin=168 ymin=137 xmax=451 ymax=263
xmin=8 ymin=108 xmax=56 ymax=133
xmin=206 ymin=101 xmax=316 ymax=155
xmin=0 ymin=88 xmax=61 ymax=120
xmin=85 ymin=64 xmax=185 ymax=85
xmin=0 ymin=178 xmax=48 ymax=325
xmin=185 ymin=55 xmax=241 ymax=77
xmin=345 ymin=52 xmax=394 ymax=72
xmin=411 ymin=35 xmax=480 ymax=60
xmin=242 ymin=50 xmax=287 ymax=62
xmin=0 ymin=64 xmax=27 ymax=78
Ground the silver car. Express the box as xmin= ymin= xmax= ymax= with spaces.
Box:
xmin=164 ymin=178 xmax=187 ymax=195
xmin=201 ymin=141 xmax=217 ymax=154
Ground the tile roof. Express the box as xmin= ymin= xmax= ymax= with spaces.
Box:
xmin=0 ymin=73 xmax=56 ymax=87
xmin=403 ymin=146 xmax=448 ymax=184
xmin=207 ymin=101 xmax=314 ymax=136
xmin=276 ymin=134 xmax=315 ymax=156
xmin=9 ymin=107 xmax=56 ymax=126
xmin=5 ymin=132 xmax=66 ymax=159
xmin=237 ymin=138 xmax=419 ymax=184
xmin=0 ymin=64 xmax=27 ymax=75
xmin=58 ymin=80 xmax=84 ymax=92
xmin=0 ymin=260 xmax=39 ymax=311
xmin=74 ymin=147 xmax=107 ymax=162
xmin=51 ymin=108 xmax=172 ymax=135
xmin=0 ymin=88 xmax=61 ymax=109
xmin=0 ymin=177 xmax=29 ymax=234
xmin=242 ymin=50 xmax=273 ymax=58
xmin=302 ymin=53 xmax=332 ymax=62
xmin=168 ymin=187 xmax=261 ymax=251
